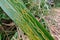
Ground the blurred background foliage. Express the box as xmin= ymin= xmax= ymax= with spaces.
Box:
xmin=54 ymin=0 xmax=60 ymax=7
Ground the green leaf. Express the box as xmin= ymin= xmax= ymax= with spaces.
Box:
xmin=0 ymin=0 xmax=54 ymax=40
xmin=11 ymin=32 xmax=18 ymax=40
xmin=0 ymin=33 xmax=2 ymax=40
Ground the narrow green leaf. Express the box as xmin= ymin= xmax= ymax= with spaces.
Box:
xmin=0 ymin=33 xmax=2 ymax=40
xmin=11 ymin=32 xmax=18 ymax=40
xmin=0 ymin=0 xmax=54 ymax=40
